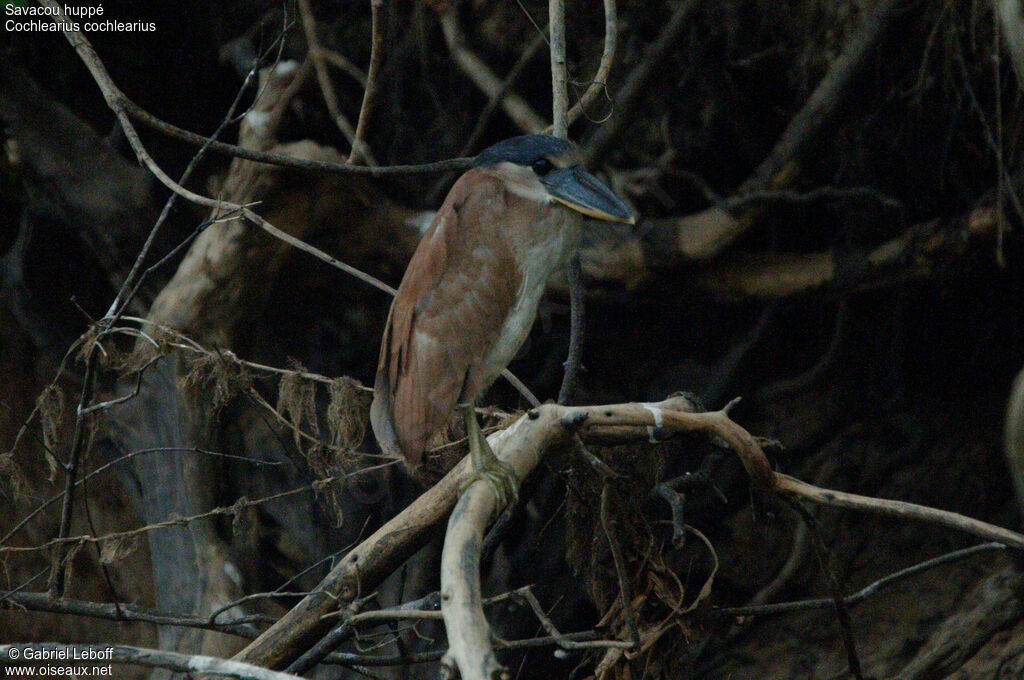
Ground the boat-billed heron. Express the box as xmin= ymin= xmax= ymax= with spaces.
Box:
xmin=370 ymin=134 xmax=635 ymax=506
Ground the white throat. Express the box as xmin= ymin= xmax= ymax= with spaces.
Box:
xmin=485 ymin=161 xmax=553 ymax=204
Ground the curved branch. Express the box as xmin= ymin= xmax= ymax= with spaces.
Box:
xmin=774 ymin=474 xmax=1024 ymax=549
xmin=232 ymin=395 xmax=696 ymax=669
xmin=349 ymin=0 xmax=385 ymax=164
xmin=564 ymin=0 xmax=618 ymax=127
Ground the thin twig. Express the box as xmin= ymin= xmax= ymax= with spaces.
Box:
xmin=124 ymin=94 xmax=469 ymax=176
xmin=549 ymin=0 xmax=569 ymax=137
xmin=773 ymin=472 xmax=1024 ymax=549
xmin=784 ymin=498 xmax=864 ymax=680
xmin=105 ymin=65 xmax=259 ymax=322
xmin=3 ymin=337 xmax=86 ymax=462
xmin=78 ymin=355 xmax=160 ymax=415
xmin=0 ymin=592 xmax=272 ymax=637
xmin=0 ymin=473 xmax=368 ymax=556
xmin=299 ymin=0 xmax=362 ymax=153
xmin=1006 ymin=365 xmax=1024 ymax=524
xmin=600 ymin=484 xmax=639 ymax=645
xmin=287 ymin=620 xmax=355 ymax=675
xmin=723 ymin=186 xmax=903 ymax=212
xmin=583 ymin=0 xmax=700 ymax=165
xmin=558 ymin=255 xmax=585 ymax=404
xmin=713 ymin=543 xmax=1007 ymax=619
xmin=349 ymin=0 xmax=385 ymax=165
xmin=1 ymin=446 xmax=277 ymax=546
xmin=320 ymin=48 xmax=368 ymax=86
xmin=564 ymin=0 xmax=618 ymax=127
xmin=47 ymin=348 xmax=98 ymax=598
xmin=321 ymin=630 xmax=612 ymax=667
xmin=517 ymin=587 xmax=632 ymax=650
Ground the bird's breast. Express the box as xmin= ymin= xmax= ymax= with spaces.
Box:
xmin=477 ymin=212 xmax=582 ymax=390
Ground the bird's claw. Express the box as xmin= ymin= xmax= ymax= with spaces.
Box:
xmin=461 ymin=457 xmax=519 ymax=510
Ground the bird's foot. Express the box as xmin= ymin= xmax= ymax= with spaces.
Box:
xmin=461 ymin=455 xmax=519 ymax=510
xmin=460 ymin=403 xmax=520 ymax=510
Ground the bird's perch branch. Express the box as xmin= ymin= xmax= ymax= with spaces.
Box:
xmin=439 ymin=398 xmax=1024 ymax=680
xmin=232 ymin=395 xmax=692 ymax=669
xmin=230 ymin=390 xmax=1024 ymax=672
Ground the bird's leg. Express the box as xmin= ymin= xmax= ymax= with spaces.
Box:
xmin=558 ymin=254 xmax=585 ymax=404
xmin=459 ymin=403 xmax=519 ymax=509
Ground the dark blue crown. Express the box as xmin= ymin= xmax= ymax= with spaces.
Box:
xmin=473 ymin=135 xmax=573 ymax=168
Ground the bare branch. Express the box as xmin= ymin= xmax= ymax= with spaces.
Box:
xmin=774 ymin=474 xmax=1024 ymax=549
xmin=124 ymin=93 xmax=470 ymax=176
xmin=0 ymin=474 xmax=362 ymax=556
xmin=320 ymin=49 xmax=368 ymax=86
xmin=440 ymin=478 xmax=508 ymax=680
xmin=583 ymin=0 xmax=700 ymax=165
xmin=349 ymin=0 xmax=385 ymax=164
xmin=298 ymin=0 xmax=368 ymax=161
xmin=47 ymin=347 xmax=98 ymax=598
xmin=438 ymin=8 xmax=547 ymax=134
xmin=599 ymin=484 xmax=638 ymax=645
xmin=564 ymin=0 xmax=618 ymax=127
xmin=0 ymin=592 xmax=271 ymax=638
xmin=699 ymin=205 xmax=999 ymax=300
xmin=549 ymin=0 xmax=568 ymax=137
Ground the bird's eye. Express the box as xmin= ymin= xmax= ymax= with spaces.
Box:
xmin=532 ymin=158 xmax=554 ymax=176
